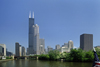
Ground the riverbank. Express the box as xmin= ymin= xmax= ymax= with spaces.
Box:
xmin=0 ymin=59 xmax=14 ymax=63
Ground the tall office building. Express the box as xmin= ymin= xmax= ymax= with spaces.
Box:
xmin=15 ymin=42 xmax=26 ymax=56
xmin=19 ymin=45 xmax=22 ymax=56
xmin=68 ymin=40 xmax=73 ymax=49
xmin=28 ymin=12 xmax=40 ymax=55
xmin=80 ymin=34 xmax=93 ymax=51
xmin=33 ymin=24 xmax=40 ymax=55
xmin=22 ymin=46 xmax=26 ymax=56
xmin=28 ymin=12 xmax=34 ymax=54
xmin=0 ymin=44 xmax=6 ymax=56
xmin=39 ymin=39 xmax=45 ymax=54
xmin=15 ymin=42 xmax=20 ymax=56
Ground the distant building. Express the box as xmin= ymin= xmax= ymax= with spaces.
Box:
xmin=0 ymin=46 xmax=4 ymax=56
xmin=0 ymin=44 xmax=6 ymax=56
xmin=55 ymin=44 xmax=60 ymax=49
xmin=22 ymin=46 xmax=26 ymax=56
xmin=47 ymin=46 xmax=53 ymax=52
xmin=80 ymin=34 xmax=93 ymax=51
xmin=62 ymin=43 xmax=68 ymax=48
xmin=19 ymin=45 xmax=22 ymax=56
xmin=44 ymin=49 xmax=47 ymax=54
xmin=94 ymin=46 xmax=100 ymax=49
xmin=28 ymin=12 xmax=35 ymax=55
xmin=68 ymin=40 xmax=73 ymax=50
xmin=15 ymin=42 xmax=26 ymax=56
xmin=33 ymin=24 xmax=40 ymax=55
xmin=28 ymin=12 xmax=43 ymax=55
xmin=61 ymin=47 xmax=70 ymax=53
xmin=6 ymin=51 xmax=13 ymax=56
xmin=15 ymin=42 xmax=20 ymax=56
xmin=56 ymin=40 xmax=73 ymax=53
xmin=39 ymin=39 xmax=45 ymax=54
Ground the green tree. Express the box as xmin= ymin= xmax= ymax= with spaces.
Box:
xmin=48 ymin=50 xmax=60 ymax=60
xmin=60 ymin=52 xmax=67 ymax=59
xmin=95 ymin=47 xmax=100 ymax=59
xmin=84 ymin=50 xmax=94 ymax=61
xmin=39 ymin=54 xmax=50 ymax=60
xmin=69 ymin=48 xmax=85 ymax=61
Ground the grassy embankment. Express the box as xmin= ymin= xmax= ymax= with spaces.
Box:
xmin=0 ymin=56 xmax=13 ymax=63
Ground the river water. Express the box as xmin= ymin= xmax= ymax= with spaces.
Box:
xmin=0 ymin=59 xmax=93 ymax=67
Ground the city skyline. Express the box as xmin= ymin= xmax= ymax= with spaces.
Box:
xmin=0 ymin=0 xmax=100 ymax=54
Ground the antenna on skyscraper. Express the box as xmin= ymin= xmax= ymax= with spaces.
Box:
xmin=32 ymin=12 xmax=34 ymax=18
xmin=29 ymin=11 xmax=31 ymax=18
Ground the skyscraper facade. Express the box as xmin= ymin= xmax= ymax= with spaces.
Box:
xmin=15 ymin=42 xmax=26 ymax=56
xmin=15 ymin=42 xmax=20 ymax=56
xmin=80 ymin=34 xmax=93 ymax=51
xmin=39 ymin=39 xmax=45 ymax=54
xmin=33 ymin=24 xmax=40 ymax=55
xmin=28 ymin=12 xmax=35 ymax=54
xmin=0 ymin=46 xmax=4 ymax=56
xmin=28 ymin=12 xmax=41 ymax=55
xmin=0 ymin=44 xmax=6 ymax=56
xmin=68 ymin=40 xmax=73 ymax=50
xmin=19 ymin=45 xmax=22 ymax=56
xmin=22 ymin=46 xmax=26 ymax=56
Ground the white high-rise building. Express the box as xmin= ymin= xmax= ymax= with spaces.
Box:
xmin=0 ymin=44 xmax=6 ymax=56
xmin=19 ymin=45 xmax=22 ymax=56
xmin=33 ymin=24 xmax=40 ymax=55
xmin=68 ymin=40 xmax=73 ymax=50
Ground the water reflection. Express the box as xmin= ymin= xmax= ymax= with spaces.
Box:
xmin=0 ymin=60 xmax=92 ymax=67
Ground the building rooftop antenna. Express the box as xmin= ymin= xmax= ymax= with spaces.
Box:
xmin=29 ymin=11 xmax=31 ymax=18
xmin=32 ymin=12 xmax=34 ymax=18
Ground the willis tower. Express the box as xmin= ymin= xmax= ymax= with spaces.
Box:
xmin=27 ymin=12 xmax=40 ymax=55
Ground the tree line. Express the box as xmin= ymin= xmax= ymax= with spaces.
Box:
xmin=29 ymin=48 xmax=100 ymax=62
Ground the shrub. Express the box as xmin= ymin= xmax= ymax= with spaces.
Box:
xmin=39 ymin=54 xmax=50 ymax=60
xmin=6 ymin=56 xmax=12 ymax=59
xmin=48 ymin=50 xmax=60 ymax=60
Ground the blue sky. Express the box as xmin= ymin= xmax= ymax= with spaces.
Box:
xmin=0 ymin=0 xmax=100 ymax=54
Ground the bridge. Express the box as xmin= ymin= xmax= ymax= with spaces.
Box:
xmin=14 ymin=56 xmax=38 ymax=60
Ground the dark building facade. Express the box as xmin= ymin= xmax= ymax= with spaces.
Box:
xmin=80 ymin=34 xmax=93 ymax=51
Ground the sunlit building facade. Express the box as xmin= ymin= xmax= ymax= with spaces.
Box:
xmin=28 ymin=12 xmax=45 ymax=55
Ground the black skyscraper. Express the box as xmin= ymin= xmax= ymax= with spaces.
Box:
xmin=80 ymin=34 xmax=93 ymax=51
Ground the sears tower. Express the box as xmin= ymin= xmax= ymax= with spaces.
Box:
xmin=27 ymin=12 xmax=40 ymax=55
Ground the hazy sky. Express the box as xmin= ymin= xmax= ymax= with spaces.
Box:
xmin=0 ymin=0 xmax=100 ymax=54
